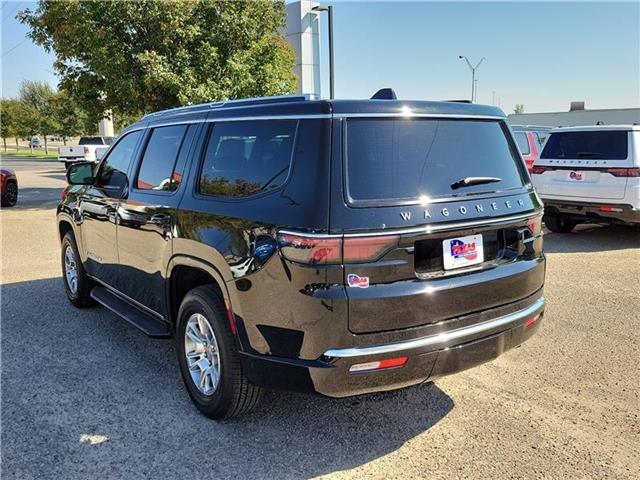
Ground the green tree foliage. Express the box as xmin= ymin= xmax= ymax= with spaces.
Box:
xmin=0 ymin=99 xmax=22 ymax=151
xmin=52 ymin=90 xmax=90 ymax=144
xmin=514 ymin=104 xmax=525 ymax=114
xmin=18 ymin=80 xmax=60 ymax=154
xmin=19 ymin=0 xmax=297 ymax=120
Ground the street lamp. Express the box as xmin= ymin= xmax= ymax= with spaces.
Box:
xmin=458 ymin=55 xmax=485 ymax=103
xmin=313 ymin=4 xmax=334 ymax=99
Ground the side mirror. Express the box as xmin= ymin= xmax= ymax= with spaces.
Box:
xmin=67 ymin=162 xmax=95 ymax=185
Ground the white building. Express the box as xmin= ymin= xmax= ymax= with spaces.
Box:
xmin=508 ymin=102 xmax=640 ymax=128
xmin=284 ymin=1 xmax=322 ymax=97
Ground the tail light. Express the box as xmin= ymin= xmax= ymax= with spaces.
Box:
xmin=606 ymin=168 xmax=640 ymax=177
xmin=278 ymin=232 xmax=399 ymax=265
xmin=83 ymin=146 xmax=90 ymax=155
xmin=527 ymin=215 xmax=543 ymax=236
xmin=532 ymin=165 xmax=550 ymax=175
xmin=61 ymin=189 xmax=69 ymax=200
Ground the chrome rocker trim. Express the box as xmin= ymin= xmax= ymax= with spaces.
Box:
xmin=323 ymin=297 xmax=545 ymax=359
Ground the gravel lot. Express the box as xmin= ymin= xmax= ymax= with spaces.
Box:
xmin=1 ymin=156 xmax=639 ymax=479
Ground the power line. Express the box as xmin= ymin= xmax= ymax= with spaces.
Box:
xmin=2 ymin=2 xmax=24 ymax=23
xmin=1 ymin=36 xmax=29 ymax=59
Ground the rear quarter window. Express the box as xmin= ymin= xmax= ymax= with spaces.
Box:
xmin=345 ymin=118 xmax=528 ymax=204
xmin=541 ymin=131 xmax=628 ymax=160
xmin=198 ymin=120 xmax=297 ymax=198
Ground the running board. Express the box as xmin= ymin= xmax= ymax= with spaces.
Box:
xmin=90 ymin=286 xmax=172 ymax=338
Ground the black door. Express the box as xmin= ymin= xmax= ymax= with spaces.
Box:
xmin=116 ymin=124 xmax=200 ymax=316
xmin=80 ymin=130 xmax=143 ymax=288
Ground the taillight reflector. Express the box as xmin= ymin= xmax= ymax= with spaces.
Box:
xmin=599 ymin=206 xmax=624 ymax=213
xmin=278 ymin=232 xmax=398 ymax=265
xmin=349 ymin=356 xmax=408 ymax=373
xmin=527 ymin=215 xmax=543 ymax=236
xmin=525 ymin=313 xmax=541 ymax=330
xmin=606 ymin=168 xmax=640 ymax=177
xmin=83 ymin=146 xmax=90 ymax=155
xmin=532 ymin=165 xmax=550 ymax=175
xmin=223 ymin=298 xmax=237 ymax=335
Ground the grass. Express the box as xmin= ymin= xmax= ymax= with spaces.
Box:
xmin=1 ymin=148 xmax=59 ymax=159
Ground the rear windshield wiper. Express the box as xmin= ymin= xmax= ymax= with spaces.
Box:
xmin=576 ymin=151 xmax=603 ymax=158
xmin=450 ymin=176 xmax=501 ymax=190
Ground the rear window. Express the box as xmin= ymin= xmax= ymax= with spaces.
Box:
xmin=79 ymin=136 xmax=106 ymax=145
xmin=541 ymin=131 xmax=628 ymax=160
xmin=345 ymin=118 xmax=527 ymax=204
xmin=514 ymin=132 xmax=530 ymax=155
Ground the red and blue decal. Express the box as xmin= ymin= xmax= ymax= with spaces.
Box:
xmin=347 ymin=274 xmax=370 ymax=288
xmin=449 ymin=239 xmax=478 ymax=261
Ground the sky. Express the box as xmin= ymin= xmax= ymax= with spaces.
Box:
xmin=1 ymin=0 xmax=639 ymax=114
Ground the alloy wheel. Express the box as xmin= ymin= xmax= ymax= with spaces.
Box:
xmin=184 ymin=313 xmax=221 ymax=396
xmin=64 ymin=245 xmax=79 ymax=295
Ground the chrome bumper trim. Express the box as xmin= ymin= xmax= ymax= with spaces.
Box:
xmin=324 ymin=297 xmax=545 ymax=359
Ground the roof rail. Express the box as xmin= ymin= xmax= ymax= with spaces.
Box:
xmin=142 ymin=93 xmax=318 ymax=120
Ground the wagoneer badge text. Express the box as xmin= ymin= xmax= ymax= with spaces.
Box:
xmin=400 ymin=198 xmax=525 ymax=221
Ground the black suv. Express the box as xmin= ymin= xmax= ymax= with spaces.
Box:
xmin=58 ymin=92 xmax=546 ymax=419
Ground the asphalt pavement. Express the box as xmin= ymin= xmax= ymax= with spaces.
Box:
xmin=1 ymin=156 xmax=638 ymax=479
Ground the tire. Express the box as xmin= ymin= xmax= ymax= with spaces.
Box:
xmin=544 ymin=213 xmax=577 ymax=233
xmin=61 ymin=231 xmax=94 ymax=308
xmin=1 ymin=180 xmax=18 ymax=207
xmin=176 ymin=285 xmax=262 ymax=420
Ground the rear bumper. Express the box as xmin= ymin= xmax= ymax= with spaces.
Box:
xmin=240 ymin=295 xmax=545 ymax=397
xmin=543 ymin=199 xmax=640 ymax=224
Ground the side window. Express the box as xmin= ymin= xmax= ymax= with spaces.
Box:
xmin=96 ymin=130 xmax=143 ymax=194
xmin=198 ymin=120 xmax=297 ymax=197
xmin=514 ymin=131 xmax=530 ymax=155
xmin=136 ymin=125 xmax=188 ymax=190
xmin=535 ymin=132 xmax=548 ymax=149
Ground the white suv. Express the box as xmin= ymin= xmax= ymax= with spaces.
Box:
xmin=532 ymin=125 xmax=640 ymax=232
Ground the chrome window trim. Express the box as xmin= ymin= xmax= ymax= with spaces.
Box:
xmin=278 ymin=211 xmax=541 ymax=239
xmin=323 ymin=297 xmax=545 ymax=358
xmin=128 ymin=113 xmax=506 ymax=131
xmin=334 ymin=113 xmax=505 ymax=120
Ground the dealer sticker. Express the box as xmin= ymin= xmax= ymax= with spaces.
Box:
xmin=442 ymin=234 xmax=484 ymax=270
xmin=347 ymin=274 xmax=370 ymax=288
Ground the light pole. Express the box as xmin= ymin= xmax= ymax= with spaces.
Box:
xmin=458 ymin=55 xmax=485 ymax=102
xmin=312 ymin=4 xmax=335 ymax=99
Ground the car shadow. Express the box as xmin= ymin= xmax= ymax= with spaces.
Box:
xmin=543 ymin=224 xmax=640 ymax=254
xmin=1 ymin=277 xmax=454 ymax=479
xmin=6 ymin=187 xmax=63 ymax=210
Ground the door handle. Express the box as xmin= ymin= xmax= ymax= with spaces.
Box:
xmin=149 ymin=213 xmax=171 ymax=226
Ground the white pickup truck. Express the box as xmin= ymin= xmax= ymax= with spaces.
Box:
xmin=58 ymin=136 xmax=115 ymax=169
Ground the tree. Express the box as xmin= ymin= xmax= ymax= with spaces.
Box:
xmin=52 ymin=90 xmax=90 ymax=144
xmin=514 ymin=104 xmax=525 ymax=114
xmin=0 ymin=99 xmax=21 ymax=152
xmin=18 ymin=80 xmax=60 ymax=154
xmin=19 ymin=1 xmax=297 ymax=120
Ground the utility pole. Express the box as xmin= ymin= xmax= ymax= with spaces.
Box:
xmin=458 ymin=55 xmax=486 ymax=102
xmin=313 ymin=5 xmax=335 ymax=99
xmin=492 ymin=90 xmax=496 ymax=106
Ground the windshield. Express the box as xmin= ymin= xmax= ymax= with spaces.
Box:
xmin=345 ymin=118 xmax=528 ymax=204
xmin=541 ymin=131 xmax=628 ymax=160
